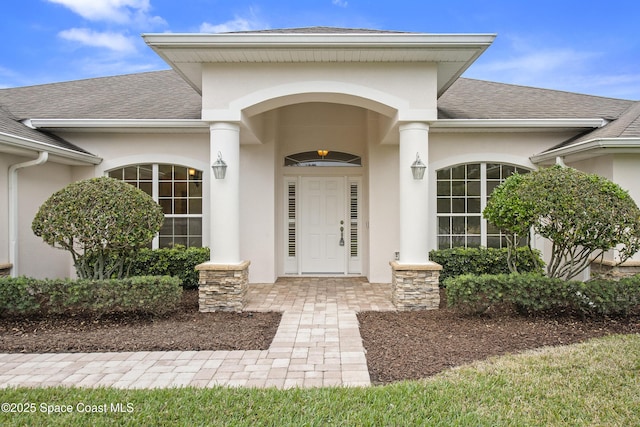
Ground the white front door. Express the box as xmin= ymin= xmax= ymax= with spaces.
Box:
xmin=300 ymin=177 xmax=346 ymax=274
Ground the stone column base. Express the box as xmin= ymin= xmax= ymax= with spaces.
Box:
xmin=196 ymin=261 xmax=250 ymax=312
xmin=590 ymin=259 xmax=640 ymax=280
xmin=0 ymin=263 xmax=12 ymax=277
xmin=390 ymin=261 xmax=442 ymax=311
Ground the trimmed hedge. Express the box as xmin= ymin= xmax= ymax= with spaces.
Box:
xmin=429 ymin=247 xmax=544 ymax=282
xmin=0 ymin=276 xmax=182 ymax=317
xmin=445 ymin=273 xmax=640 ymax=317
xmin=128 ymin=246 xmax=210 ymax=288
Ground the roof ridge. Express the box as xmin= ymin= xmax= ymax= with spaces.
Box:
xmin=222 ymin=26 xmax=410 ymax=34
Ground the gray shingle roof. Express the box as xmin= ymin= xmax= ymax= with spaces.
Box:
xmin=0 ymin=104 xmax=93 ymax=154
xmin=0 ymin=70 xmax=201 ymax=120
xmin=439 ymin=78 xmax=635 ymax=120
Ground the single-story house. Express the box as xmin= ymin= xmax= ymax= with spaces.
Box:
xmin=2 ymin=27 xmax=640 ymax=293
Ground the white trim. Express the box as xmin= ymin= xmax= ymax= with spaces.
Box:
xmin=226 ymin=81 xmax=405 ymax=118
xmin=143 ymin=32 xmax=496 ymax=48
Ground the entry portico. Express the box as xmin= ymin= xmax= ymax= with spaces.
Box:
xmin=144 ymin=29 xmax=495 ymax=290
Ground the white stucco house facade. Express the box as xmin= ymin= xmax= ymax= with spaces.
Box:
xmin=2 ymin=27 xmax=640 ymax=287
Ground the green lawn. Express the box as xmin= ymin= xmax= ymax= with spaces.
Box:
xmin=1 ymin=334 xmax=638 ymax=426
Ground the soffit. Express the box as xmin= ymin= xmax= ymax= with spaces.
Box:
xmin=143 ymin=33 xmax=495 ymax=97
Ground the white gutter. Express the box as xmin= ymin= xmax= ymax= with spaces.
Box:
xmin=8 ymin=152 xmax=48 ymax=277
xmin=28 ymin=119 xmax=209 ymax=132
xmin=430 ymin=118 xmax=605 ymax=130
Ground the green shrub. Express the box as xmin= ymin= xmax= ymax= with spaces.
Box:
xmin=128 ymin=246 xmax=210 ymax=288
xmin=0 ymin=276 xmax=182 ymax=317
xmin=32 ymin=177 xmax=164 ymax=280
xmin=444 ymin=273 xmax=640 ymax=317
xmin=0 ymin=276 xmax=41 ymax=316
xmin=483 ymin=166 xmax=640 ymax=279
xmin=443 ymin=273 xmax=508 ymax=314
xmin=574 ymin=276 xmax=640 ymax=316
xmin=429 ymin=247 xmax=544 ymax=282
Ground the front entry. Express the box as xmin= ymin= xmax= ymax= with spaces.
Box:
xmin=300 ymin=177 xmax=346 ymax=274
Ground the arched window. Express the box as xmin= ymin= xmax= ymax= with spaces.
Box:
xmin=284 ymin=150 xmax=362 ymax=167
xmin=108 ymin=164 xmax=203 ymax=248
xmin=436 ymin=163 xmax=530 ymax=249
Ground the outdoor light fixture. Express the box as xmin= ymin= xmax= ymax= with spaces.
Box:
xmin=212 ymin=151 xmax=227 ymax=179
xmin=317 ymin=149 xmax=329 ymax=159
xmin=411 ymin=152 xmax=426 ymax=180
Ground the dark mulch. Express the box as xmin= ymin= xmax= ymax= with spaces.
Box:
xmin=0 ymin=290 xmax=281 ymax=353
xmin=1 ymin=289 xmax=638 ymax=385
xmin=358 ymin=290 xmax=640 ymax=384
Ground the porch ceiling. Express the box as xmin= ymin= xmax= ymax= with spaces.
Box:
xmin=143 ymin=32 xmax=495 ymax=98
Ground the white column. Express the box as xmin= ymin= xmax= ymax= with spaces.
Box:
xmin=209 ymin=122 xmax=241 ymax=264
xmin=398 ymin=122 xmax=429 ymax=264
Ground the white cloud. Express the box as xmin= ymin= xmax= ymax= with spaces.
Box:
xmin=200 ymin=8 xmax=267 ymax=33
xmin=59 ymin=28 xmax=137 ymax=54
xmin=332 ymin=0 xmax=348 ymax=7
xmin=46 ymin=0 xmax=165 ymax=26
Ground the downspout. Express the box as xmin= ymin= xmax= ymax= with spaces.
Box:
xmin=8 ymin=152 xmax=49 ymax=277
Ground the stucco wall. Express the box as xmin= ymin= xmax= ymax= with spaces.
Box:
xmin=6 ymin=157 xmax=74 ymax=278
xmin=202 ymin=63 xmax=438 ymax=117
xmin=0 ymin=154 xmax=12 ymax=266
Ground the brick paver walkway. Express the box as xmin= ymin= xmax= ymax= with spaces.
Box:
xmin=0 ymin=277 xmax=395 ymax=389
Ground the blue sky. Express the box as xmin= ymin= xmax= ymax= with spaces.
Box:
xmin=2 ymin=0 xmax=639 ymax=100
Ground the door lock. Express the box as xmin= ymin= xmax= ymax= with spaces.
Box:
xmin=339 ymin=220 xmax=345 ymax=246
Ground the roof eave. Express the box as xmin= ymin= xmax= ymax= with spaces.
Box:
xmin=530 ymin=138 xmax=640 ymax=165
xmin=142 ymin=32 xmax=496 ymax=97
xmin=0 ymin=132 xmax=102 ymax=165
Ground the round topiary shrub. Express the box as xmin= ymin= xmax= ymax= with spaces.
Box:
xmin=32 ymin=177 xmax=164 ymax=279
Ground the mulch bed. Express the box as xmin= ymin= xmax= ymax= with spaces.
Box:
xmin=1 ymin=289 xmax=638 ymax=384
xmin=358 ymin=290 xmax=640 ymax=384
xmin=0 ymin=290 xmax=281 ymax=353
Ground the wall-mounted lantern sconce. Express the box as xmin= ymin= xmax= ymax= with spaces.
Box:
xmin=411 ymin=152 xmax=426 ymax=180
xmin=212 ymin=151 xmax=227 ymax=179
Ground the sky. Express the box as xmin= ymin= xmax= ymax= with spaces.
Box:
xmin=1 ymin=0 xmax=639 ymax=100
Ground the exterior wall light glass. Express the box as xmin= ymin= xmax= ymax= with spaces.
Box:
xmin=411 ymin=152 xmax=426 ymax=180
xmin=212 ymin=151 xmax=227 ymax=179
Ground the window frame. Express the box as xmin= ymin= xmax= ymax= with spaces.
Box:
xmin=107 ymin=163 xmax=203 ymax=249
xmin=436 ymin=162 xmax=530 ymax=249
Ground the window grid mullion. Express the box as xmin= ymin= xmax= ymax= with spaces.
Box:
xmin=480 ymin=162 xmax=487 ymax=247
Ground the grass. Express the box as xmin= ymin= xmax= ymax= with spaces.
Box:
xmin=1 ymin=334 xmax=638 ymax=426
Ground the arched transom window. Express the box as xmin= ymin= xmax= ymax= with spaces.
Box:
xmin=108 ymin=164 xmax=203 ymax=248
xmin=436 ymin=162 xmax=530 ymax=249
xmin=285 ymin=150 xmax=362 ymax=167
